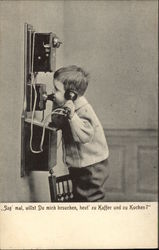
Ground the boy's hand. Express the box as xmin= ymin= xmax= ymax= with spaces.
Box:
xmin=64 ymin=100 xmax=75 ymax=119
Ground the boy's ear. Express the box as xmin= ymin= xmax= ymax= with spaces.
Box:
xmin=64 ymin=89 xmax=78 ymax=101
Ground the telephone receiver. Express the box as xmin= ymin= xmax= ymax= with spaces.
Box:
xmin=43 ymin=89 xmax=78 ymax=103
xmin=49 ymin=89 xmax=78 ymax=129
xmin=64 ymin=89 xmax=78 ymax=101
xmin=43 ymin=89 xmax=78 ymax=121
xmin=62 ymin=89 xmax=78 ymax=117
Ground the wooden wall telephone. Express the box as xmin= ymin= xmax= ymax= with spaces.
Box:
xmin=21 ymin=23 xmax=61 ymax=177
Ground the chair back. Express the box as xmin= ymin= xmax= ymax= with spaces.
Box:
xmin=49 ymin=174 xmax=74 ymax=202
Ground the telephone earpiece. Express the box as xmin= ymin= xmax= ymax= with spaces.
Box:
xmin=64 ymin=89 xmax=78 ymax=101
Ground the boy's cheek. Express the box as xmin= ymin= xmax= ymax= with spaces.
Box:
xmin=53 ymin=98 xmax=65 ymax=107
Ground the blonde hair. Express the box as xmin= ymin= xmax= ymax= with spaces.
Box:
xmin=54 ymin=65 xmax=89 ymax=96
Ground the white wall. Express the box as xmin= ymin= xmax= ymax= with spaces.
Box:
xmin=0 ymin=0 xmax=64 ymax=201
xmin=63 ymin=0 xmax=158 ymax=129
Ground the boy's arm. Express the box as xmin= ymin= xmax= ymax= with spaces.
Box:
xmin=64 ymin=100 xmax=94 ymax=143
xmin=69 ymin=112 xmax=94 ymax=144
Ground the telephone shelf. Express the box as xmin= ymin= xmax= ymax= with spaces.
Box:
xmin=25 ymin=118 xmax=56 ymax=132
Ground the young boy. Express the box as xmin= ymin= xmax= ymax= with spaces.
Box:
xmin=52 ymin=65 xmax=109 ymax=202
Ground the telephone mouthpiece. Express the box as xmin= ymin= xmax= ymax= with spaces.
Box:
xmin=42 ymin=93 xmax=55 ymax=102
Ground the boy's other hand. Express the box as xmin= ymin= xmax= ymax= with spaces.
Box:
xmin=64 ymin=100 xmax=75 ymax=119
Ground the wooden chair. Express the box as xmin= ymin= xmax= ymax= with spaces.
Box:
xmin=48 ymin=172 xmax=74 ymax=202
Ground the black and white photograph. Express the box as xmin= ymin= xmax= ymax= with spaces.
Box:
xmin=0 ymin=0 xmax=158 ymax=249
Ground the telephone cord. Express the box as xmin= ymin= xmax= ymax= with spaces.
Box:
xmin=39 ymin=109 xmax=65 ymax=152
xmin=30 ymin=106 xmax=66 ymax=153
xmin=29 ymin=31 xmax=64 ymax=153
xmin=29 ymin=31 xmax=43 ymax=154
